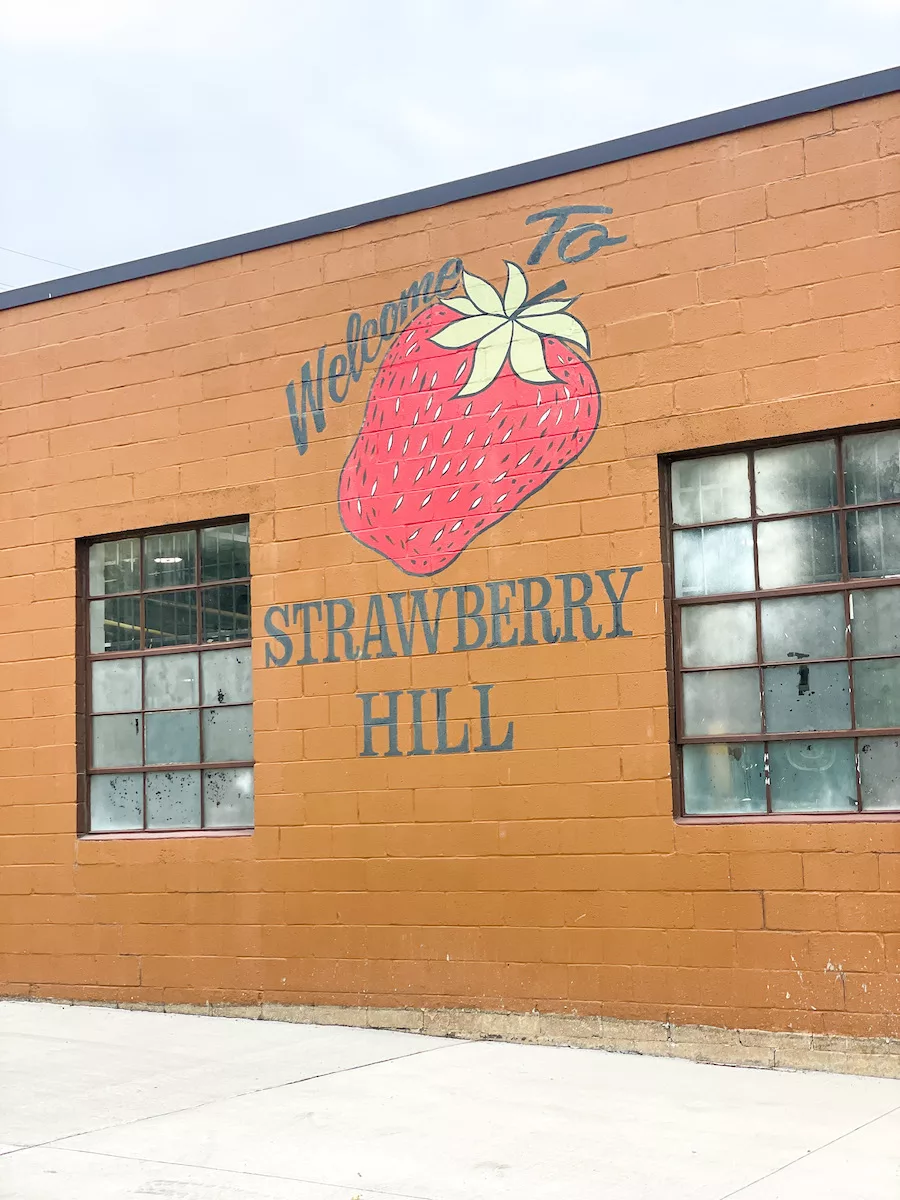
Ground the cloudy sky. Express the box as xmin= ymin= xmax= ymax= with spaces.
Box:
xmin=1 ymin=0 xmax=898 ymax=292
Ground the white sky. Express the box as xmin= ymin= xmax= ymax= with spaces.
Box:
xmin=1 ymin=0 xmax=898 ymax=291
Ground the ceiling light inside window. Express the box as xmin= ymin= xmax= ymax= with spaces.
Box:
xmin=154 ymin=556 xmax=183 ymax=564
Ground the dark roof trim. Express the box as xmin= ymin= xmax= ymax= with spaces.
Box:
xmin=2 ymin=65 xmax=898 ymax=314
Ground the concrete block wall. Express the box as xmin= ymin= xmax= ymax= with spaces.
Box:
xmin=1 ymin=89 xmax=899 ymax=1052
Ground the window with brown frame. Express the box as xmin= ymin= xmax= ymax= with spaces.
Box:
xmin=81 ymin=519 xmax=253 ymax=834
xmin=668 ymin=428 xmax=900 ymax=819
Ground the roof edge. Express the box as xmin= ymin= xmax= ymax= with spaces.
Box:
xmin=2 ymin=64 xmax=898 ymax=314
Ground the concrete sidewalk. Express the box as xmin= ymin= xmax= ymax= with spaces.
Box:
xmin=1 ymin=1000 xmax=899 ymax=1199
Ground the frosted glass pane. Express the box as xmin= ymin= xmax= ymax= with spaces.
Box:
xmin=92 ymin=714 xmax=142 ymax=768
xmin=203 ymin=705 xmax=253 ymax=762
xmin=202 ymin=648 xmax=252 ymax=706
xmin=671 ymin=454 xmax=750 ymax=525
xmin=673 ymin=524 xmax=754 ymax=597
xmin=90 ymin=596 xmax=140 ymax=654
xmin=853 ymin=659 xmax=900 ymax=729
xmin=851 ymin=588 xmax=900 ymax=656
xmin=844 ymin=430 xmax=900 ymax=505
xmin=754 ymin=441 xmax=836 ymax=515
xmin=848 ymin=506 xmax=900 ymax=579
xmin=682 ymin=669 xmax=761 ymax=736
xmin=859 ymin=737 xmax=900 ymax=810
xmin=761 ymin=594 xmax=845 ymax=662
xmin=144 ymin=529 xmax=196 ymax=589
xmin=680 ymin=602 xmax=756 ymax=667
xmin=203 ymin=768 xmax=254 ymax=827
xmin=88 ymin=537 xmax=139 ymax=595
xmin=145 ymin=710 xmax=200 ymax=765
xmin=146 ymin=771 xmax=201 ymax=829
xmin=145 ymin=653 xmax=199 ymax=710
xmin=91 ymin=658 xmax=141 ymax=714
xmin=769 ymin=739 xmax=857 ymax=812
xmin=764 ymin=663 xmax=851 ymax=733
xmin=682 ymin=743 xmax=766 ymax=815
xmin=757 ymin=514 xmax=840 ymax=589
xmin=90 ymin=773 xmax=143 ymax=831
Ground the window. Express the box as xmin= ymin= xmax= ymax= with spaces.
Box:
xmin=668 ymin=429 xmax=900 ymax=819
xmin=81 ymin=520 xmax=253 ymax=834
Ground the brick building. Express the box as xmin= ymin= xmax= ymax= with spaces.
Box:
xmin=2 ymin=67 xmax=899 ymax=1072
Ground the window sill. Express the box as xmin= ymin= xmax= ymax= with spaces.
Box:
xmin=79 ymin=827 xmax=254 ymax=840
xmin=676 ymin=811 xmax=900 ymax=824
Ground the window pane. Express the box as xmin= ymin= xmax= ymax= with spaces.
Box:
xmin=91 ymin=658 xmax=141 ymax=714
xmin=201 ymin=522 xmax=250 ymax=582
xmin=671 ymin=453 xmax=750 ymax=525
xmin=203 ymin=705 xmax=253 ymax=762
xmin=203 ymin=768 xmax=254 ymax=827
xmin=92 ymin=714 xmax=143 ymax=768
xmin=851 ymin=588 xmax=900 ymax=656
xmin=859 ymin=737 xmax=900 ymax=811
xmin=757 ymin=514 xmax=841 ymax=589
xmin=763 ymin=663 xmax=851 ymax=733
xmin=853 ymin=659 xmax=900 ymax=729
xmin=682 ymin=743 xmax=766 ymax=815
xmin=760 ymin=593 xmax=846 ymax=662
xmin=89 ymin=596 xmax=141 ymax=654
xmin=847 ymin=505 xmax=900 ymax=579
xmin=145 ymin=652 xmax=199 ymax=710
xmin=769 ymin=739 xmax=857 ymax=812
xmin=674 ymin=524 xmax=755 ymax=597
xmin=202 ymin=648 xmax=253 ymax=706
xmin=146 ymin=770 xmax=202 ymax=829
xmin=202 ymin=584 xmax=250 ymax=644
xmin=754 ymin=441 xmax=837 ymax=516
xmin=844 ymin=430 xmax=900 ymax=505
xmin=145 ymin=709 xmax=200 ymax=765
xmin=144 ymin=529 xmax=197 ymax=590
xmin=144 ymin=591 xmax=198 ymax=650
xmin=88 ymin=538 xmax=140 ymax=596
xmin=90 ymin=773 xmax=143 ymax=831
xmin=682 ymin=669 xmax=761 ymax=736
xmin=680 ymin=602 xmax=757 ymax=667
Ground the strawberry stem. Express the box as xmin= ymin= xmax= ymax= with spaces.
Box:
xmin=526 ymin=279 xmax=568 ymax=307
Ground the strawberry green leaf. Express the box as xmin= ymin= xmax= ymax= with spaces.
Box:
xmin=519 ymin=298 xmax=574 ymax=317
xmin=509 ymin=323 xmax=559 ymax=384
xmin=456 ymin=321 xmax=514 ymax=397
xmin=517 ymin=312 xmax=590 ymax=353
xmin=443 ymin=296 xmax=481 ymax=316
xmin=462 ymin=270 xmax=505 ymax=316
xmin=503 ymin=261 xmax=528 ymax=315
xmin=430 ymin=313 xmax=507 ymax=349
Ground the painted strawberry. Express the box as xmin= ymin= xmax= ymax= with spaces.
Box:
xmin=338 ymin=262 xmax=600 ymax=576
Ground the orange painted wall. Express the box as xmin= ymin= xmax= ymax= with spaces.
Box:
xmin=2 ymin=91 xmax=900 ymax=1038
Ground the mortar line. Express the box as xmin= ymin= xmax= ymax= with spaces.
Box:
xmin=717 ymin=1098 xmax=900 ymax=1200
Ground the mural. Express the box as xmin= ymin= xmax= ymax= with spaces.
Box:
xmin=337 ymin=263 xmax=600 ymax=576
xmin=275 ymin=203 xmax=634 ymax=756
